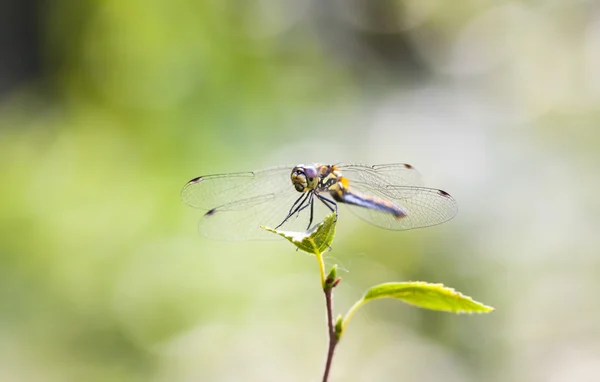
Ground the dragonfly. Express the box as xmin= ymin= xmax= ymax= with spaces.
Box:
xmin=181 ymin=163 xmax=457 ymax=240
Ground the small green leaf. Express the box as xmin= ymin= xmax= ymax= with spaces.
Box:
xmin=325 ymin=264 xmax=338 ymax=287
xmin=363 ymin=282 xmax=494 ymax=314
xmin=334 ymin=315 xmax=343 ymax=340
xmin=261 ymin=213 xmax=337 ymax=255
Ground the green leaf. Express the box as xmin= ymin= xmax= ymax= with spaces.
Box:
xmin=261 ymin=213 xmax=337 ymax=255
xmin=362 ymin=282 xmax=494 ymax=314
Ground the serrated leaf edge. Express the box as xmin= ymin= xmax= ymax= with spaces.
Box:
xmin=363 ymin=281 xmax=495 ymax=314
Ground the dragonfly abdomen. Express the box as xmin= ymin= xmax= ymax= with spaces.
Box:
xmin=333 ymin=189 xmax=407 ymax=219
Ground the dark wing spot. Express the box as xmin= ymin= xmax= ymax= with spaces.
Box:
xmin=438 ymin=189 xmax=451 ymax=197
xmin=205 ymin=208 xmax=217 ymax=216
xmin=188 ymin=176 xmax=203 ymax=184
xmin=403 ymin=164 xmax=414 ymax=169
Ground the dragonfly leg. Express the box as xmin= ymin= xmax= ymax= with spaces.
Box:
xmin=275 ymin=191 xmax=311 ymax=229
xmin=317 ymin=194 xmax=338 ymax=219
xmin=295 ymin=192 xmax=313 ymax=215
xmin=281 ymin=192 xmax=315 ymax=230
xmin=286 ymin=192 xmax=309 ymax=218
xmin=306 ymin=194 xmax=315 ymax=230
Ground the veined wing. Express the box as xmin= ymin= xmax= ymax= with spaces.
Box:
xmin=181 ymin=163 xmax=420 ymax=211
xmin=181 ymin=165 xmax=293 ymax=210
xmin=342 ymin=181 xmax=457 ymax=230
xmin=181 ymin=165 xmax=332 ymax=240
xmin=337 ymin=163 xmax=424 ymax=190
xmin=182 ymin=162 xmax=454 ymax=238
xmin=197 ymin=189 xmax=334 ymax=240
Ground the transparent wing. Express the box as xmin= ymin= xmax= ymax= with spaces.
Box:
xmin=181 ymin=165 xmax=332 ymax=240
xmin=337 ymin=163 xmax=424 ymax=188
xmin=181 ymin=165 xmax=293 ymax=210
xmin=336 ymin=163 xmax=456 ymax=230
xmin=198 ymin=190 xmax=334 ymax=241
xmin=340 ymin=182 xmax=458 ymax=230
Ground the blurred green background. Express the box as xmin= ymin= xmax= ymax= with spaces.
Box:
xmin=2 ymin=1 xmax=600 ymax=381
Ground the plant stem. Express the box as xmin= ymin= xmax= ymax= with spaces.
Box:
xmin=315 ymin=249 xmax=339 ymax=382
xmin=316 ymin=251 xmax=326 ymax=288
xmin=322 ymin=285 xmax=338 ymax=382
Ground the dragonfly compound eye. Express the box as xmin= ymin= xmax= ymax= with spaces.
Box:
xmin=291 ymin=166 xmax=308 ymax=192
xmin=303 ymin=166 xmax=319 ymax=188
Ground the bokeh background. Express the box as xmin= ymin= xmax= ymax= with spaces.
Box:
xmin=2 ymin=1 xmax=600 ymax=381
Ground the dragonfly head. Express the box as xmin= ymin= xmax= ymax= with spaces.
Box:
xmin=291 ymin=165 xmax=319 ymax=192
